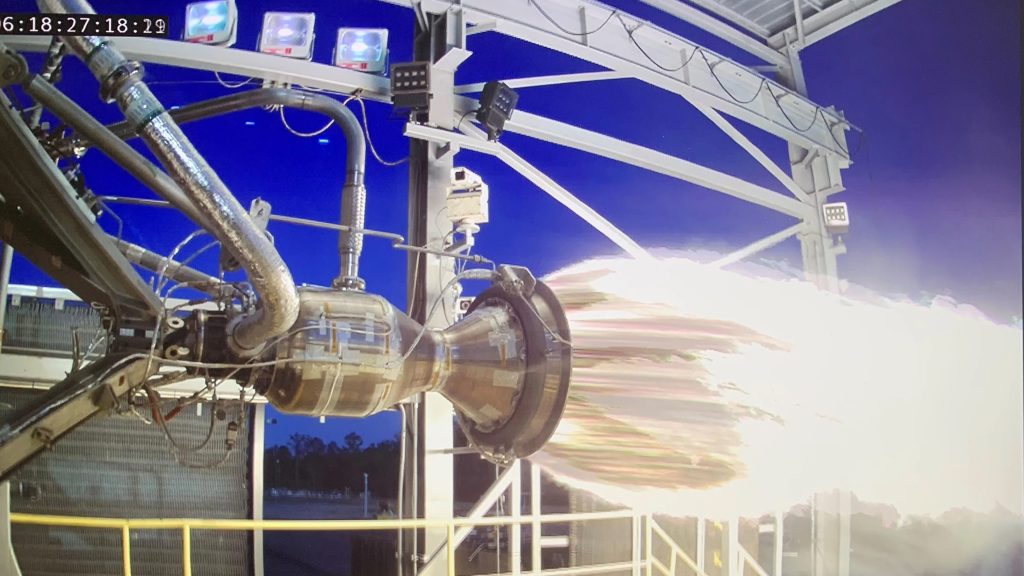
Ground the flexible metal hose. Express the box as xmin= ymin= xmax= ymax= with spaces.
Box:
xmin=107 ymin=88 xmax=369 ymax=290
xmin=38 ymin=0 xmax=300 ymax=355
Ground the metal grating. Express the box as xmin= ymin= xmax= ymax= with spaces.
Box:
xmin=684 ymin=0 xmax=843 ymax=37
xmin=2 ymin=298 xmax=105 ymax=356
xmin=0 ymin=388 xmax=252 ymax=576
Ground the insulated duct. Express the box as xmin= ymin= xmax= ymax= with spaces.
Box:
xmin=37 ymin=0 xmax=299 ymax=355
xmin=260 ymin=272 xmax=573 ymax=464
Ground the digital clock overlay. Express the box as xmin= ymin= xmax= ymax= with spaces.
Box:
xmin=1 ymin=13 xmax=169 ymax=37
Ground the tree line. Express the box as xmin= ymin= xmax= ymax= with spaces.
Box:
xmin=265 ymin=432 xmax=399 ymax=498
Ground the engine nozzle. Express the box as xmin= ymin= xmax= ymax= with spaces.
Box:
xmin=260 ymin=275 xmax=571 ymax=464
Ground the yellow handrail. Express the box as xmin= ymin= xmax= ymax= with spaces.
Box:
xmin=10 ymin=509 xmax=634 ymax=530
xmin=9 ymin=509 xmax=643 ymax=576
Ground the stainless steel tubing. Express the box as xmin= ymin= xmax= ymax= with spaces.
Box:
xmin=21 ymin=77 xmax=212 ymax=230
xmin=111 ymin=237 xmax=230 ymax=299
xmin=39 ymin=0 xmax=299 ymax=355
xmin=107 ymin=88 xmax=369 ymax=290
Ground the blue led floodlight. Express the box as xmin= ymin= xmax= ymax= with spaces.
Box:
xmin=259 ymin=12 xmax=316 ymax=60
xmin=184 ymin=0 xmax=237 ymax=46
xmin=334 ymin=28 xmax=389 ymax=74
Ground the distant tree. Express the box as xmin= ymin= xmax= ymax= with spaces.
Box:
xmin=344 ymin=432 xmax=364 ymax=452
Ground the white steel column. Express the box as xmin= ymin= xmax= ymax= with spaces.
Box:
xmin=417 ymin=151 xmax=457 ymax=576
xmin=531 ymin=463 xmax=542 ymax=575
xmin=774 ymin=511 xmax=784 ymax=576
xmin=412 ymin=10 xmax=462 ymax=576
xmin=696 ymin=517 xmax=706 ymax=574
xmin=838 ymin=491 xmax=851 ymax=576
xmin=0 ymin=482 xmax=22 ymax=576
xmin=727 ymin=518 xmax=740 ymax=576
xmin=779 ymin=49 xmax=844 ymax=291
xmin=511 ymin=461 xmax=522 ymax=576
xmin=0 ymin=244 xmax=13 ymax=355
xmin=252 ymin=403 xmax=266 ymax=576
xmin=632 ymin=511 xmax=642 ymax=576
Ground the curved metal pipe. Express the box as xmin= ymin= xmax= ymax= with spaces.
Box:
xmin=39 ymin=0 xmax=299 ymax=355
xmin=107 ymin=88 xmax=369 ymax=290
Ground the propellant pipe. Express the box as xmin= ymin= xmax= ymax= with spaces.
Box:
xmin=38 ymin=0 xmax=299 ymax=355
xmin=111 ymin=237 xmax=232 ymax=299
xmin=21 ymin=77 xmax=212 ymax=230
xmin=106 ymin=88 xmax=369 ymax=291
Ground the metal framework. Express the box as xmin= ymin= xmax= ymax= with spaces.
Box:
xmin=0 ymin=0 xmax=900 ymax=574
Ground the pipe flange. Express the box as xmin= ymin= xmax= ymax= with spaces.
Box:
xmin=333 ymin=276 xmax=366 ymax=291
xmin=98 ymin=60 xmax=143 ymax=103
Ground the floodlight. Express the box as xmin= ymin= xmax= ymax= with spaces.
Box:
xmin=475 ymin=81 xmax=519 ymax=141
xmin=822 ymin=201 xmax=850 ymax=234
xmin=390 ymin=61 xmax=431 ymax=110
xmin=334 ymin=28 xmax=389 ymax=74
xmin=184 ymin=0 xmax=237 ymax=46
xmin=259 ymin=12 xmax=316 ymax=60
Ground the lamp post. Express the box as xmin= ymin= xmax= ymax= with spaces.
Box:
xmin=364 ymin=473 xmax=369 ymax=518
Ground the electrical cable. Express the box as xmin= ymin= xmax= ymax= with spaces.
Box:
xmin=612 ymin=12 xmax=863 ymax=159
xmin=156 ymin=240 xmax=222 ymax=296
xmin=616 ymin=13 xmax=698 ymax=73
xmin=697 ymin=49 xmax=766 ymax=105
xmin=388 ymin=268 xmax=495 ymax=370
xmin=529 ymin=0 xmax=617 ymax=36
xmin=279 ymin=106 xmax=335 ymax=137
xmin=213 ymin=71 xmax=254 ymax=89
xmin=143 ymin=229 xmax=209 ymax=377
xmin=355 ymin=97 xmax=409 ymax=166
xmin=456 ymin=108 xmax=479 ymax=132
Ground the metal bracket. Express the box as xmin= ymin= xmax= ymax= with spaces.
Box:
xmin=427 ymin=47 xmax=472 ymax=129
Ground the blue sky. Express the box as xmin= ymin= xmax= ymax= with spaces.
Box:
xmin=4 ymin=0 xmax=1020 ymax=446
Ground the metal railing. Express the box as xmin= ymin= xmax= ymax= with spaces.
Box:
xmin=10 ymin=509 xmax=648 ymax=576
xmin=10 ymin=508 xmax=776 ymax=576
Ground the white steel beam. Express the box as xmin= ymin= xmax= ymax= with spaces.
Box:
xmin=455 ymin=71 xmax=627 ymax=94
xmin=461 ymin=100 xmax=814 ymax=219
xmin=0 ymin=35 xmax=391 ymax=102
xmin=709 ymin=222 xmax=804 ymax=268
xmin=420 ymin=461 xmax=519 ymax=573
xmin=769 ymin=0 xmax=903 ymax=49
xmin=0 ymin=483 xmax=22 ymax=576
xmin=689 ymin=100 xmax=811 ymax=203
xmin=406 ymin=122 xmax=653 ymax=260
xmin=685 ymin=0 xmax=772 ymax=37
xmin=5 ymin=33 xmax=809 ymax=218
xmin=380 ymin=0 xmax=853 ymax=159
xmin=634 ymin=0 xmax=787 ymax=66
